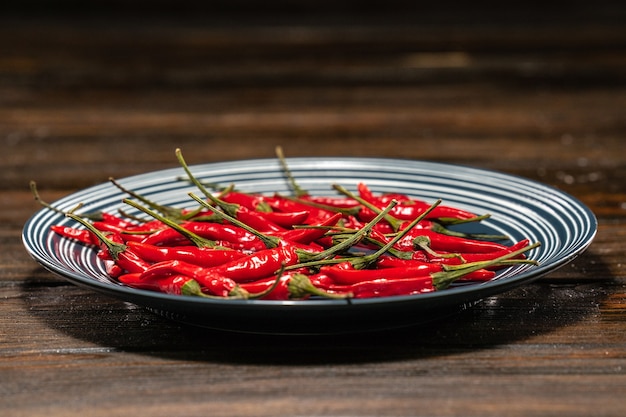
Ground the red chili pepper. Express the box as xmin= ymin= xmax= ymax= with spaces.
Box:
xmin=118 ymin=273 xmax=240 ymax=297
xmin=300 ymin=195 xmax=361 ymax=209
xmin=134 ymin=260 xmax=248 ymax=297
xmin=254 ymin=210 xmax=310 ymax=228
xmin=356 ymin=182 xmax=478 ymax=222
xmin=105 ymin=261 xmax=124 ymax=278
xmin=102 ymin=233 xmax=152 ymax=273
xmin=220 ymin=190 xmax=268 ymax=211
xmin=266 ymin=195 xmax=337 ymax=223
xmin=326 ymin=276 xmax=436 ymax=298
xmin=269 ymin=212 xmax=342 ymax=245
xmin=426 ymin=239 xmax=530 ymax=266
xmin=51 ymin=225 xmax=99 ymax=246
xmin=239 ymin=275 xmax=291 ymax=300
xmin=140 ymin=221 xmax=266 ymax=251
xmin=99 ymin=212 xmax=134 ymax=228
xmin=140 ymin=245 xmax=300 ymax=283
xmin=395 ymin=229 xmax=509 ymax=253
xmin=240 ymin=273 xmax=348 ymax=300
xmin=91 ymin=221 xmax=148 ymax=242
xmin=233 ymin=207 xmax=285 ymax=233
xmin=126 ymin=241 xmax=246 ymax=268
xmin=118 ymin=273 xmax=190 ymax=294
xmin=320 ymin=263 xmax=444 ymax=285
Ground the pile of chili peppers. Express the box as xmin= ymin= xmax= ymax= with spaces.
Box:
xmin=36 ymin=148 xmax=540 ymax=301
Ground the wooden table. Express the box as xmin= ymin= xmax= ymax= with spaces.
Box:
xmin=2 ymin=4 xmax=625 ymax=416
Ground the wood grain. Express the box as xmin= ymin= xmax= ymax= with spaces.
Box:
xmin=1 ymin=4 xmax=625 ymax=416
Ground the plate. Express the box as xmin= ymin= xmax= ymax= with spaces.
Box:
xmin=22 ymin=158 xmax=597 ymax=334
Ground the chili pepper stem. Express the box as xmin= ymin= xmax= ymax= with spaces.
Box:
xmin=432 ymin=241 xmax=541 ymax=290
xmin=188 ymin=193 xmax=281 ymax=249
xmin=180 ymin=279 xmax=250 ymax=299
xmin=289 ymin=273 xmax=352 ymax=299
xmin=175 ymin=150 xmax=244 ymax=217
xmin=428 ymin=221 xmax=509 ymax=241
xmin=279 ymin=195 xmax=361 ymax=216
xmin=295 ymin=199 xmax=400 ymax=264
xmin=122 ymin=198 xmax=218 ymax=248
xmin=65 ymin=213 xmax=126 ymax=260
xmin=413 ymin=235 xmax=466 ymax=260
xmin=109 ymin=177 xmax=201 ymax=221
xmin=349 ymin=199 xmax=443 ymax=269
xmin=332 ymin=184 xmax=404 ymax=231
xmin=30 ymin=181 xmax=105 ymax=220
xmin=275 ymin=146 xmax=308 ymax=198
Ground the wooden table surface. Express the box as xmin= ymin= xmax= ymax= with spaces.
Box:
xmin=2 ymin=3 xmax=625 ymax=416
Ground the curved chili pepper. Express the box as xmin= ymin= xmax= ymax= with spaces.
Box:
xmin=234 ymin=207 xmax=286 ymax=233
xmin=300 ymin=195 xmax=361 ymax=209
xmin=92 ymin=221 xmax=149 ymax=243
xmin=140 ymin=245 xmax=300 ymax=283
xmin=266 ymin=195 xmax=337 ymax=223
xmin=326 ymin=276 xmax=436 ymax=298
xmin=357 ymin=182 xmax=478 ymax=221
xmin=220 ymin=191 xmax=303 ymax=222
xmin=320 ymin=263 xmax=444 ymax=285
xmin=240 ymin=273 xmax=349 ymax=300
xmin=220 ymin=190 xmax=269 ymax=211
xmin=254 ymin=210 xmax=310 ymax=228
xmin=133 ymin=260 xmax=248 ymax=297
xmin=393 ymin=229 xmax=509 ymax=253
xmin=425 ymin=239 xmax=530 ymax=266
xmin=51 ymin=225 xmax=99 ymax=246
xmin=269 ymin=212 xmax=342 ymax=245
xmin=117 ymin=273 xmax=243 ymax=297
xmin=102 ymin=233 xmax=151 ymax=273
xmin=140 ymin=221 xmax=266 ymax=251
xmin=126 ymin=241 xmax=246 ymax=268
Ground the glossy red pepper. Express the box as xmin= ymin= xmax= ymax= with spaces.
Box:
xmin=118 ymin=273 xmax=192 ymax=295
xmin=240 ymin=273 xmax=348 ymax=300
xmin=425 ymin=239 xmax=530 ymax=266
xmin=392 ymin=228 xmax=509 ymax=254
xmin=266 ymin=195 xmax=337 ymax=223
xmin=91 ymin=221 xmax=149 ymax=242
xmin=326 ymin=276 xmax=436 ymax=298
xmin=357 ymin=182 xmax=478 ymax=222
xmin=117 ymin=273 xmax=245 ymax=297
xmin=51 ymin=225 xmax=99 ymax=246
xmin=102 ymin=233 xmax=152 ymax=273
xmin=126 ymin=241 xmax=246 ymax=267
xmin=140 ymin=245 xmax=300 ymax=283
xmin=255 ymin=210 xmax=310 ymax=228
xmin=320 ymin=263 xmax=445 ymax=285
xmin=268 ymin=212 xmax=343 ymax=246
xmin=219 ymin=191 xmax=269 ymax=211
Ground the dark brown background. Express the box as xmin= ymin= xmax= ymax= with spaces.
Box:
xmin=1 ymin=2 xmax=625 ymax=416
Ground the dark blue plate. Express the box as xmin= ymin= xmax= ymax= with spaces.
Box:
xmin=22 ymin=158 xmax=597 ymax=334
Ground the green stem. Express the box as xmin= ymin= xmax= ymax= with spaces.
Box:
xmin=332 ymin=184 xmax=404 ymax=231
xmin=413 ymin=235 xmax=465 ymax=260
xmin=188 ymin=193 xmax=281 ymax=249
xmin=109 ymin=177 xmax=201 ymax=221
xmin=429 ymin=221 xmax=509 ymax=241
xmin=275 ymin=146 xmax=308 ymax=197
xmin=349 ymin=199 xmax=442 ymax=269
xmin=65 ymin=213 xmax=126 ymax=260
xmin=279 ymin=195 xmax=361 ymax=216
xmin=432 ymin=241 xmax=541 ymax=290
xmin=123 ymin=198 xmax=218 ymax=248
xmin=290 ymin=199 xmax=399 ymax=266
xmin=175 ymin=149 xmax=244 ymax=217
xmin=30 ymin=181 xmax=102 ymax=220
